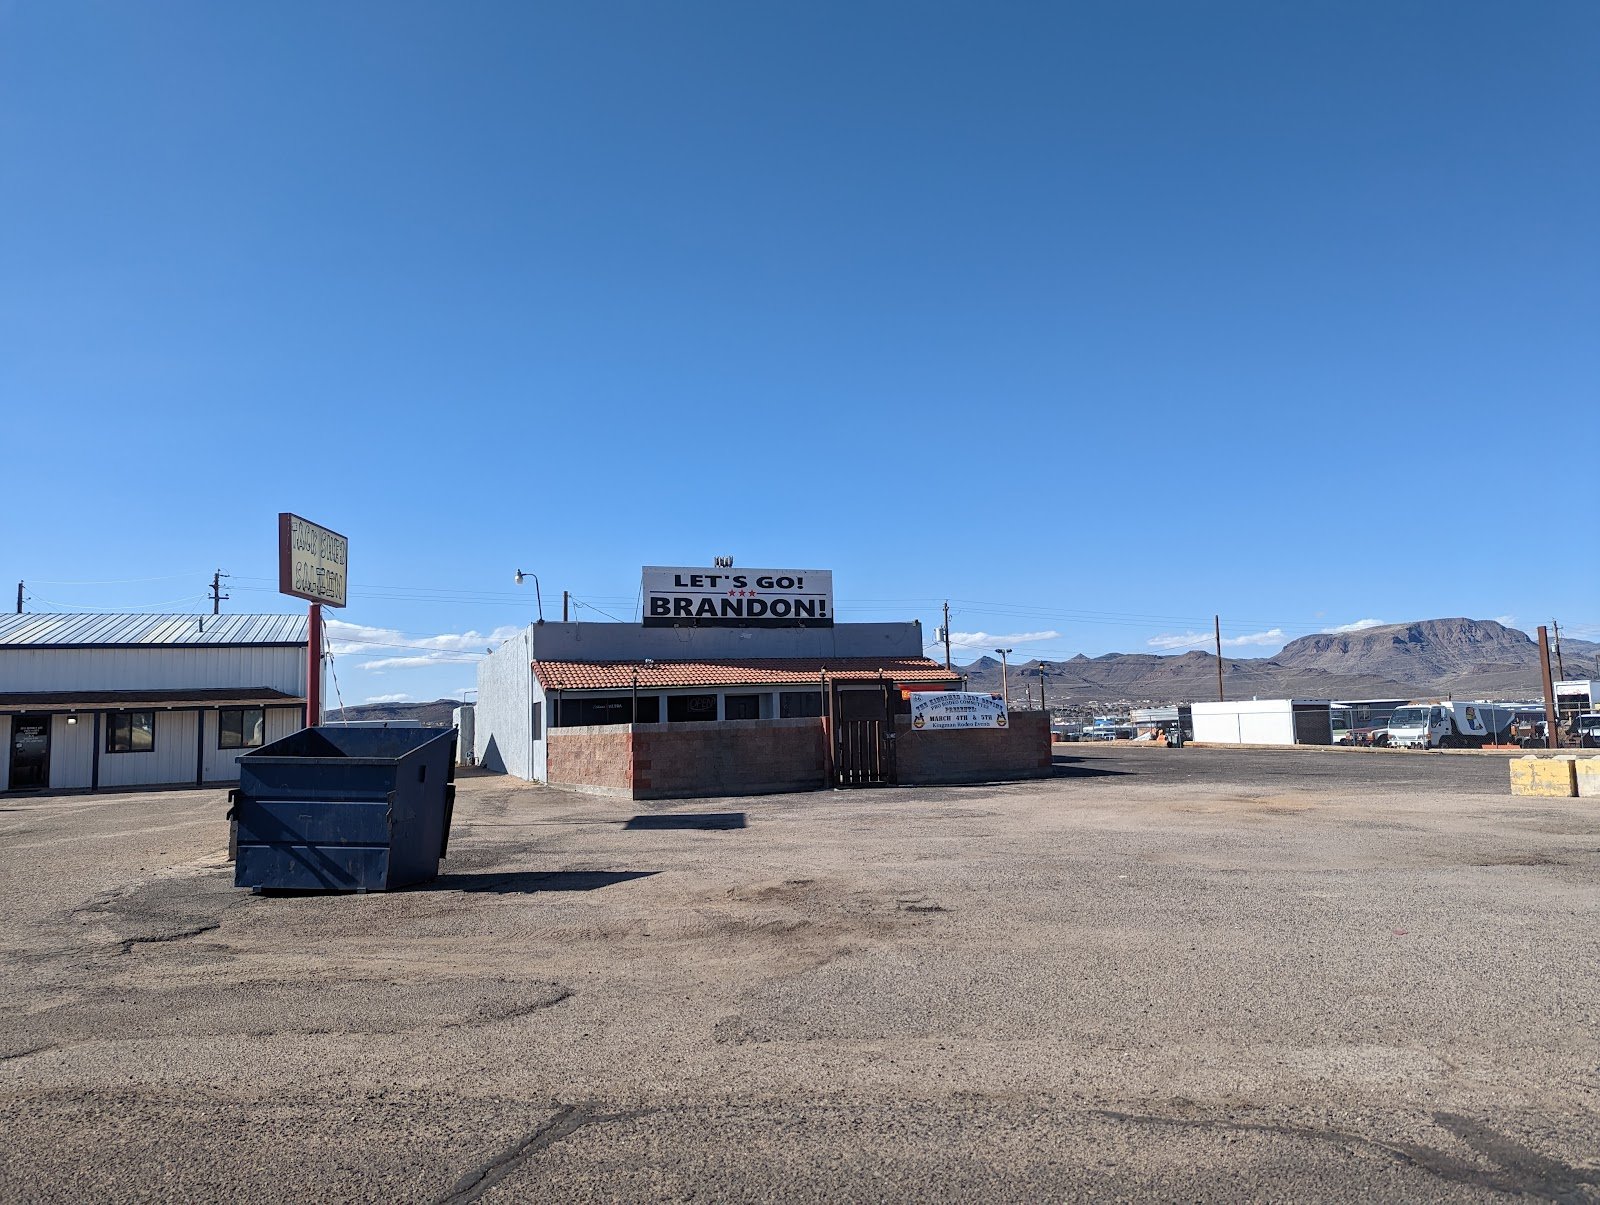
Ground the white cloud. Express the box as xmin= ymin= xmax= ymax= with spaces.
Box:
xmin=947 ymin=629 xmax=1061 ymax=652
xmin=356 ymin=654 xmax=467 ymax=672
xmin=324 ymin=619 xmax=521 ymax=671
xmin=1147 ymin=632 xmax=1210 ymax=651
xmin=1148 ymin=628 xmax=1287 ymax=651
xmin=1228 ymin=628 xmax=1287 ymax=647
xmin=1494 ymin=614 xmax=1518 ymax=627
xmin=1329 ymin=618 xmax=1385 ymax=633
xmin=363 ymin=693 xmax=411 ymax=704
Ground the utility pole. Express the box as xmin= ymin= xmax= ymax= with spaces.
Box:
xmin=1552 ymin=619 xmax=1565 ymax=681
xmin=1214 ymin=615 xmax=1225 ymax=702
xmin=995 ymin=648 xmax=1013 ymax=711
xmin=942 ymin=601 xmax=953 ymax=672
xmin=14 ymin=581 xmax=21 ymax=614
xmin=1538 ymin=625 xmax=1559 ymax=749
xmin=563 ymin=591 xmax=570 ymax=623
xmin=209 ymin=570 xmax=230 ymax=615
xmin=1038 ymin=664 xmax=1047 ymax=712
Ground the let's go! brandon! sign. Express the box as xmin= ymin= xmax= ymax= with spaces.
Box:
xmin=642 ymin=566 xmax=833 ymax=628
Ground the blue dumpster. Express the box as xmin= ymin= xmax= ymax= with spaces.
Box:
xmin=232 ymin=726 xmax=458 ymax=891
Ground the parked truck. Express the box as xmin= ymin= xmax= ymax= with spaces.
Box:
xmin=1384 ymin=701 xmax=1517 ymax=750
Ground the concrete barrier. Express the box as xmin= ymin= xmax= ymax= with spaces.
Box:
xmin=1509 ymin=756 xmax=1578 ymax=798
xmin=1576 ymin=758 xmax=1600 ymax=799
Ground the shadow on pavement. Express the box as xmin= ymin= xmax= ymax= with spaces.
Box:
xmin=1051 ymin=755 xmax=1134 ymax=778
xmin=624 ymin=812 xmax=747 ymax=830
xmin=428 ymin=870 xmax=660 ymax=893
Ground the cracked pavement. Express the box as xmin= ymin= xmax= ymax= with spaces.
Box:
xmin=2 ymin=748 xmax=1599 ymax=1201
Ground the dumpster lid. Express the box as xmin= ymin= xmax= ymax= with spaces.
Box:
xmin=245 ymin=725 xmax=455 ymax=762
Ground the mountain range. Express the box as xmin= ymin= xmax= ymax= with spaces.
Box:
xmin=957 ymin=619 xmax=1599 ymax=707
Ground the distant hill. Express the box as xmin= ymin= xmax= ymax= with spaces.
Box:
xmin=325 ymin=698 xmax=461 ymax=727
xmin=957 ymin=619 xmax=1598 ymax=707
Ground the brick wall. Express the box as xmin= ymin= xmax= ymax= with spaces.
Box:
xmin=894 ymin=710 xmax=1053 ymax=785
xmin=547 ymin=727 xmax=636 ymax=796
xmin=545 ymin=719 xmax=826 ymax=799
xmin=547 ymin=713 xmax=1049 ymax=798
xmin=633 ymin=719 xmax=825 ymax=800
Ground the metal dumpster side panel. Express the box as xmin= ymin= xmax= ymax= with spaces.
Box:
xmin=383 ymin=734 xmax=456 ymax=888
xmin=238 ymin=759 xmax=401 ymax=804
xmin=236 ymin=843 xmax=391 ymax=891
xmin=234 ymin=799 xmax=394 ymax=847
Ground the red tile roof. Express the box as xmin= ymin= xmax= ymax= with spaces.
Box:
xmin=532 ymin=657 xmax=958 ymax=691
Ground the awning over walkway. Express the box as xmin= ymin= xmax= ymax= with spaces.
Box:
xmin=0 ymin=688 xmax=304 ymax=714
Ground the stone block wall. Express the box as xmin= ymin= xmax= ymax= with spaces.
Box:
xmin=894 ymin=710 xmax=1053 ymax=785
xmin=547 ymin=727 xmax=636 ymax=796
xmin=545 ymin=713 xmax=1051 ymax=798
xmin=633 ymin=718 xmax=826 ymax=799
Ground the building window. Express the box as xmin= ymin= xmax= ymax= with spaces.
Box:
xmin=724 ymin=693 xmax=761 ymax=721
xmin=549 ymin=696 xmax=659 ymax=727
xmin=107 ymin=711 xmax=155 ymax=754
xmin=219 ymin=707 xmax=265 ymax=750
xmin=560 ymin=698 xmax=634 ymax=727
xmin=780 ymin=691 xmax=824 ymax=719
xmin=666 ymin=694 xmax=718 ymax=723
xmin=530 ymin=702 xmax=542 ymax=741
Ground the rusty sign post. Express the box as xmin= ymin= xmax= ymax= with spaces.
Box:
xmin=278 ymin=513 xmax=349 ymax=727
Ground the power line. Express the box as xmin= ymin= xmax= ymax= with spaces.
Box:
xmin=28 ymin=572 xmax=208 ymax=586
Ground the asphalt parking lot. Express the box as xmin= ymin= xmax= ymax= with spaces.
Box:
xmin=3 ymin=746 xmax=1599 ymax=1202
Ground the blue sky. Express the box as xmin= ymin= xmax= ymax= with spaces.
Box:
xmin=3 ymin=2 xmax=1596 ymax=703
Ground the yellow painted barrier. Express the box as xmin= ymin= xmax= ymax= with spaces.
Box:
xmin=1576 ymin=758 xmax=1600 ymax=799
xmin=1509 ymin=756 xmax=1577 ymax=798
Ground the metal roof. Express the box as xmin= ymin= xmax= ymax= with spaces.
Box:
xmin=0 ymin=613 xmax=309 ymax=649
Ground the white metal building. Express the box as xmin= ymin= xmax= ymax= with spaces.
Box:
xmin=0 ymin=613 xmax=310 ymax=793
xmin=1189 ymin=699 xmax=1334 ymax=746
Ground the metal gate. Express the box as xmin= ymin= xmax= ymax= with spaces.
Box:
xmin=831 ymin=683 xmax=896 ymax=787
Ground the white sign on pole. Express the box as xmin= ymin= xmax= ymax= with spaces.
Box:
xmin=908 ymin=691 xmax=1009 ymax=730
xmin=642 ymin=566 xmax=833 ymax=628
xmin=277 ymin=512 xmax=349 ymax=608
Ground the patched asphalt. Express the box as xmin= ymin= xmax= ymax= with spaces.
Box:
xmin=2 ymin=747 xmax=1598 ymax=1202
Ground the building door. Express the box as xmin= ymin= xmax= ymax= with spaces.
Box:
xmin=832 ymin=686 xmax=896 ymax=787
xmin=8 ymin=715 xmax=51 ymax=790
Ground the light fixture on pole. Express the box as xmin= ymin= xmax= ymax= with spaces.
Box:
xmin=995 ymin=648 xmax=1013 ymax=711
xmin=513 ymin=570 xmax=545 ymax=624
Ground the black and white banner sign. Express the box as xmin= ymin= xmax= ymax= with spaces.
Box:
xmin=642 ymin=566 xmax=834 ymax=628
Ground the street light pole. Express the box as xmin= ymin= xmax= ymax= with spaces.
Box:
xmin=513 ymin=569 xmax=546 ymax=624
xmin=995 ymin=648 xmax=1013 ymax=712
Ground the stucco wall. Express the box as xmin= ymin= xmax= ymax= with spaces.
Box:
xmin=525 ymin=620 xmax=924 ymax=662
xmin=474 ymin=629 xmax=533 ymax=777
xmin=894 ymin=711 xmax=1052 ymax=784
